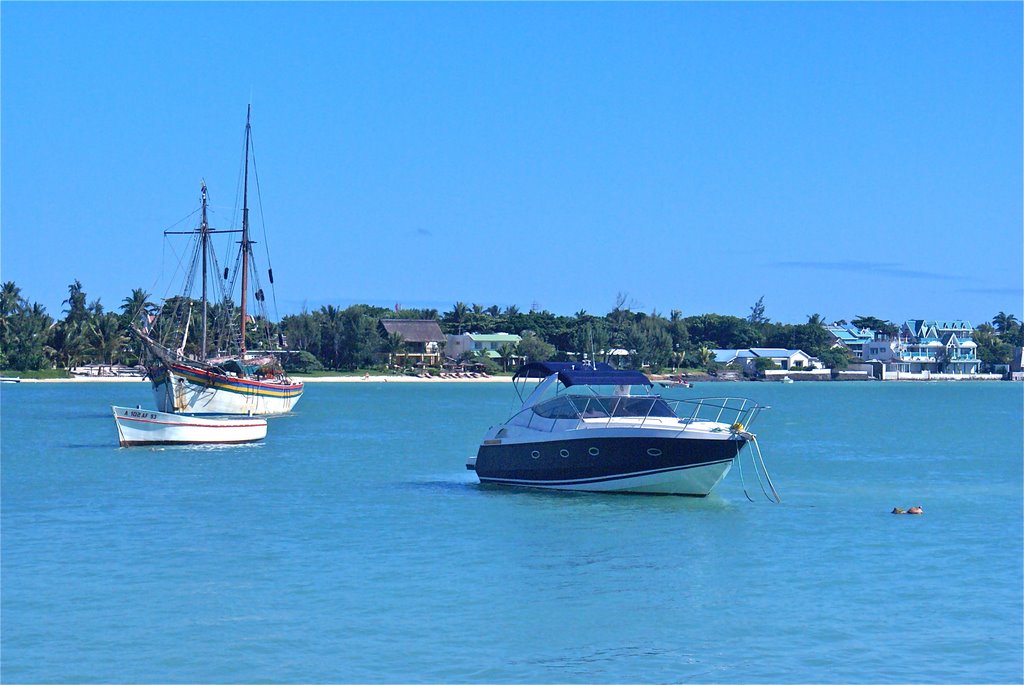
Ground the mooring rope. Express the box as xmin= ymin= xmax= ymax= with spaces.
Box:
xmin=735 ymin=440 xmax=756 ymax=503
xmin=749 ymin=434 xmax=781 ymax=503
xmin=735 ymin=433 xmax=781 ymax=504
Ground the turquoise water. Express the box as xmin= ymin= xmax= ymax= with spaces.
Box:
xmin=2 ymin=381 xmax=1021 ymax=683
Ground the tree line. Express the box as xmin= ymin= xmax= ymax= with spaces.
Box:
xmin=2 ymin=280 xmax=1021 ymax=373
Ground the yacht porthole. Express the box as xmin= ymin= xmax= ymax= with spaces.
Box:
xmin=560 ymin=449 xmax=570 ymax=458
xmin=531 ymin=450 xmax=540 ymax=459
xmin=589 ymin=447 xmax=600 ymax=456
xmin=647 ymin=448 xmax=663 ymax=457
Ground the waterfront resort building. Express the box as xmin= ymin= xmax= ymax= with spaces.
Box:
xmin=860 ymin=319 xmax=980 ymax=376
xmin=446 ymin=332 xmax=523 ymax=365
xmin=379 ymin=319 xmax=447 ymax=367
xmin=824 ymin=324 xmax=875 ymax=359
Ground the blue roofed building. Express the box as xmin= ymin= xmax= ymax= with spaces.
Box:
xmin=712 ymin=349 xmax=757 ymax=366
xmin=860 ymin=319 xmax=980 ymax=376
xmin=825 ymin=324 xmax=875 ymax=359
xmin=749 ymin=348 xmax=820 ymax=370
xmin=714 ymin=348 xmax=822 ymax=373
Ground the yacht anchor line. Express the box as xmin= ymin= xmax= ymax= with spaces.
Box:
xmin=467 ymin=361 xmax=778 ymax=498
xmin=133 ymin=106 xmax=303 ymax=415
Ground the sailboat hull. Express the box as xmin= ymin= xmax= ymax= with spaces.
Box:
xmin=151 ymin=363 xmax=303 ymax=415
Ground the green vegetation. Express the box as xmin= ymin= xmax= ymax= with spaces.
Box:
xmin=974 ymin=313 xmax=1024 ymax=367
xmin=1 ymin=280 xmax=1019 ymax=375
xmin=0 ymin=368 xmax=71 ymax=379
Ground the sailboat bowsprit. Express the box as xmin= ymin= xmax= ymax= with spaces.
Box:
xmin=134 ymin=107 xmax=304 ymax=415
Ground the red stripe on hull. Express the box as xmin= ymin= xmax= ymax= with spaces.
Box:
xmin=117 ymin=416 xmax=265 ymax=429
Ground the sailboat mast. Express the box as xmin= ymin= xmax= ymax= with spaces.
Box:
xmin=240 ymin=105 xmax=251 ymax=356
xmin=200 ymin=181 xmax=209 ymax=360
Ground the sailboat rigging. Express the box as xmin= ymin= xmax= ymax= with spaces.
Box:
xmin=134 ymin=106 xmax=304 ymax=415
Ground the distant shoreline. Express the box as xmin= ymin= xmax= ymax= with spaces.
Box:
xmin=8 ymin=374 xmax=513 ymax=384
xmin=6 ymin=374 xmax=1008 ymax=384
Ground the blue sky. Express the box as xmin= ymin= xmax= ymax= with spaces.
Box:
xmin=2 ymin=2 xmax=1021 ymax=326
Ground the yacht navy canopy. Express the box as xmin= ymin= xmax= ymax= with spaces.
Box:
xmin=513 ymin=361 xmax=652 ymax=387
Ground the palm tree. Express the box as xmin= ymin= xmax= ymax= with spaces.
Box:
xmin=496 ymin=342 xmax=518 ymax=372
xmin=382 ymin=331 xmax=406 ymax=367
xmin=696 ymin=346 xmax=715 ymax=367
xmin=52 ymin=319 xmax=89 ymax=369
xmin=992 ymin=312 xmax=1018 ymax=334
xmin=62 ymin=280 xmax=88 ymax=326
xmin=0 ymin=282 xmax=23 ymax=357
xmin=119 ymin=288 xmax=157 ymax=363
xmin=449 ymin=301 xmax=469 ymax=333
xmin=120 ymin=288 xmax=157 ymax=323
xmin=88 ymin=312 xmax=128 ymax=365
xmin=0 ymin=281 xmax=22 ymax=318
xmin=4 ymin=301 xmax=54 ymax=370
xmin=317 ymin=305 xmax=344 ymax=369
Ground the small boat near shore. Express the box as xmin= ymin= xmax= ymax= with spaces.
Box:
xmin=0 ymin=376 xmax=21 ymax=383
xmin=657 ymin=374 xmax=693 ymax=389
xmin=467 ymin=361 xmax=772 ymax=497
xmin=112 ymin=405 xmax=267 ymax=447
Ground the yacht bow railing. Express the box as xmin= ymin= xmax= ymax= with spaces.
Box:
xmin=672 ymin=397 xmax=766 ymax=433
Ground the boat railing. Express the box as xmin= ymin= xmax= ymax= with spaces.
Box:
xmin=515 ymin=394 xmax=765 ymax=433
xmin=670 ymin=397 xmax=766 ymax=432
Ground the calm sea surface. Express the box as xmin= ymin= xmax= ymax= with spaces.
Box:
xmin=2 ymin=380 xmax=1021 ymax=683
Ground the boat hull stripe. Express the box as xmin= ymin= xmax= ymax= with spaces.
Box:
xmin=154 ymin=364 xmax=304 ymax=399
xmin=116 ymin=416 xmax=266 ymax=429
xmin=119 ymin=439 xmax=262 ymax=446
xmin=477 ymin=457 xmax=736 ymax=487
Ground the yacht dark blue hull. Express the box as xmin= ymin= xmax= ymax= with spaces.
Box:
xmin=472 ymin=434 xmax=747 ymax=495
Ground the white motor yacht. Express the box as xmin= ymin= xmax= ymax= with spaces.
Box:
xmin=468 ymin=362 xmax=768 ymax=496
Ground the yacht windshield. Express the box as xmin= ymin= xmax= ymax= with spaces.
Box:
xmin=531 ymin=395 xmax=677 ymax=420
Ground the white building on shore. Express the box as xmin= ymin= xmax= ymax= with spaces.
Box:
xmin=446 ymin=332 xmax=522 ymax=362
xmin=713 ymin=348 xmax=823 ymax=375
xmin=859 ymin=319 xmax=984 ymax=378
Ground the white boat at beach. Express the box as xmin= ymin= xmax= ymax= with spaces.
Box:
xmin=112 ymin=405 xmax=267 ymax=447
xmin=0 ymin=376 xmax=21 ymax=383
xmin=133 ymin=106 xmax=303 ymax=415
xmin=468 ymin=362 xmax=775 ymax=497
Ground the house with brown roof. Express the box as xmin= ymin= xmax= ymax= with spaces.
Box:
xmin=379 ymin=319 xmax=447 ymax=367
